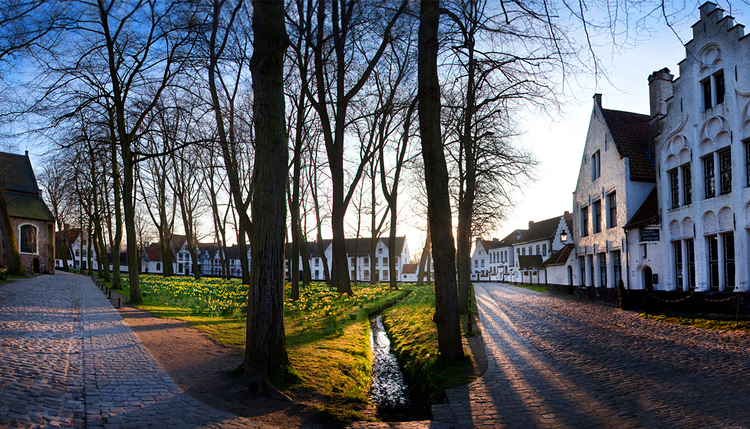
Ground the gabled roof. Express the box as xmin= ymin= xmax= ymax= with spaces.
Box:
xmin=0 ymin=152 xmax=40 ymax=194
xmin=144 ymin=243 xmax=163 ymax=262
xmin=600 ymin=108 xmax=655 ymax=182
xmin=624 ymin=188 xmax=660 ymax=229
xmin=518 ymin=255 xmax=543 ymax=269
xmin=401 ymin=263 xmax=418 ymax=274
xmin=343 ymin=236 xmax=406 ymax=257
xmin=0 ymin=152 xmax=55 ymax=222
xmin=539 ymin=244 xmax=575 ymax=268
xmin=499 ymin=229 xmax=526 ymax=246
xmin=479 ymin=239 xmax=503 ymax=251
xmin=516 ymin=216 xmax=561 ymax=244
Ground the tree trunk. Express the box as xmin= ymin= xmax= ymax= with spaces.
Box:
xmin=243 ymin=0 xmax=289 ymax=394
xmin=418 ymin=0 xmax=463 ymax=361
xmin=416 ymin=226 xmax=432 ymax=286
xmin=110 ymin=138 xmax=123 ymax=288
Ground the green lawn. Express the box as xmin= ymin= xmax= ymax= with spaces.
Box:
xmin=115 ymin=275 xmax=406 ymax=423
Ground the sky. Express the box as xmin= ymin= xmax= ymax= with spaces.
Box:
xmin=476 ymin=1 xmax=750 ymax=244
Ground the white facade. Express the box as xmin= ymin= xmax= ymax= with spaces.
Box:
xmin=573 ymin=95 xmax=656 ymax=289
xmin=653 ymin=3 xmax=750 ymax=292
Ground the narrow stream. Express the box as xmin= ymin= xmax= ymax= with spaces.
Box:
xmin=369 ymin=315 xmax=411 ymax=420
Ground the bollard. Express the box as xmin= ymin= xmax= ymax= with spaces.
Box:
xmin=117 ymin=297 xmax=122 ymax=308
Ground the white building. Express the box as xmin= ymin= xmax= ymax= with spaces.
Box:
xmin=652 ymin=2 xmax=750 ymax=292
xmin=572 ymin=94 xmax=658 ymax=289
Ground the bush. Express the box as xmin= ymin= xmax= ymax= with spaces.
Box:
xmin=0 ymin=268 xmax=7 ymax=281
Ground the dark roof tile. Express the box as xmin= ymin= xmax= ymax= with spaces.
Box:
xmin=601 ymin=108 xmax=655 ymax=182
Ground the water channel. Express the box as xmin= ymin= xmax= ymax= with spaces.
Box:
xmin=369 ymin=315 xmax=412 ymax=420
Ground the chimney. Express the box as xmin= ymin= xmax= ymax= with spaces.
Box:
xmin=528 ymin=221 xmax=535 ymax=229
xmin=593 ymin=93 xmax=602 ymax=107
xmin=648 ymin=68 xmax=674 ymax=119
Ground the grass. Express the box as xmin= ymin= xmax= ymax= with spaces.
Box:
xmin=382 ymin=284 xmax=479 ymax=410
xmin=115 ymin=275 xmax=406 ymax=423
xmin=641 ymin=313 xmax=750 ymax=331
xmin=507 ymin=282 xmax=548 ymax=293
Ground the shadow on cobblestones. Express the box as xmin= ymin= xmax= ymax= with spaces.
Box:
xmin=433 ymin=283 xmax=750 ymax=429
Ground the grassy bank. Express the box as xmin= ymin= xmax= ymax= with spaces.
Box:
xmin=382 ymin=284 xmax=479 ymax=413
xmin=641 ymin=313 xmax=750 ymax=331
xmin=114 ymin=275 xmax=407 ymax=423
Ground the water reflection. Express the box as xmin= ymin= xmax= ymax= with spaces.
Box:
xmin=370 ymin=315 xmax=410 ymax=418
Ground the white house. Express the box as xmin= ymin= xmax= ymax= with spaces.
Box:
xmin=652 ymin=3 xmax=750 ymax=292
xmin=470 ymin=238 xmax=502 ymax=281
xmin=572 ymin=94 xmax=658 ymax=289
xmin=512 ymin=214 xmax=572 ymax=284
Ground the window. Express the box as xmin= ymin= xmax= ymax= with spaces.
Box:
xmin=315 ymin=269 xmax=319 ymax=278
xmin=383 ymin=257 xmax=388 ymax=266
xmin=378 ymin=247 xmax=383 ymax=254
xmin=350 ymin=257 xmax=356 ymax=267
xmin=75 ymin=249 xmax=80 ymax=257
xmin=725 ymin=233 xmax=735 ymax=289
xmin=156 ymin=262 xmax=161 ymax=271
xmin=474 ymin=259 xmax=478 ymax=268
xmin=382 ymin=270 xmax=388 ymax=280
xmin=704 ymin=156 xmax=715 ymax=198
xmin=674 ymin=241 xmax=683 ymax=289
xmin=481 ymin=259 xmax=484 ymax=267
xmin=599 ymin=253 xmax=607 ymax=288
xmin=588 ymin=255 xmax=595 ymax=287
xmin=686 ymin=239 xmax=696 ymax=290
xmin=715 ymin=70 xmax=725 ymax=105
xmin=351 ymin=270 xmax=356 ymax=280
xmin=670 ymin=169 xmax=679 ymax=208
xmin=581 ymin=207 xmax=589 ymax=237
xmin=703 ymin=70 xmax=725 ymax=110
xmin=612 ymin=250 xmax=622 ymax=287
xmin=315 ymin=258 xmax=320 ymax=267
xmin=593 ymin=200 xmax=602 ymax=233
xmin=374 ymin=257 xmax=379 ymax=267
xmin=683 ymin=164 xmax=692 ymax=205
xmin=702 ymin=77 xmax=712 ymax=110
xmin=536 ymin=245 xmax=540 ymax=255
xmin=542 ymin=243 xmax=547 ymax=256
xmin=708 ymin=235 xmax=719 ymax=290
xmin=522 ymin=248 xmax=526 ymax=256
xmin=364 ymin=257 xmax=369 ymax=267
xmin=363 ymin=270 xmax=369 ymax=281
xmin=20 ymin=224 xmax=37 ymax=254
xmin=606 ymin=192 xmax=617 ymax=228
xmin=720 ymin=149 xmax=731 ymax=194
xmin=591 ymin=150 xmax=601 ymax=181
xmin=578 ymin=256 xmax=586 ymax=286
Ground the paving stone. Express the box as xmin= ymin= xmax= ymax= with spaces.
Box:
xmin=0 ymin=273 xmax=270 ymax=429
xmin=433 ymin=282 xmax=750 ymax=428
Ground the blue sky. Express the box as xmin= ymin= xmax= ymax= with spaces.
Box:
xmin=491 ymin=1 xmax=750 ymax=241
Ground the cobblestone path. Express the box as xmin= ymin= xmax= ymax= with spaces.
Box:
xmin=433 ymin=283 xmax=750 ymax=429
xmin=0 ymin=273 xmax=273 ymax=429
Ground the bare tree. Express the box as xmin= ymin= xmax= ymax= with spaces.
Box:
xmin=243 ymin=0 xmax=289 ymax=396
xmin=304 ymin=0 xmax=408 ymax=295
xmin=418 ymin=0 xmax=463 ymax=361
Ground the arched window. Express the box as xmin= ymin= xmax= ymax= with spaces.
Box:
xmin=19 ymin=224 xmax=37 ymax=254
xmin=156 ymin=262 xmax=161 ymax=271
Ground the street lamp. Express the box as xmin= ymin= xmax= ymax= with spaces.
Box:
xmin=560 ymin=230 xmax=568 ymax=242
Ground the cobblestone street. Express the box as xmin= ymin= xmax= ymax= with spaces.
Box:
xmin=433 ymin=282 xmax=750 ymax=428
xmin=0 ymin=273 xmax=272 ymax=429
